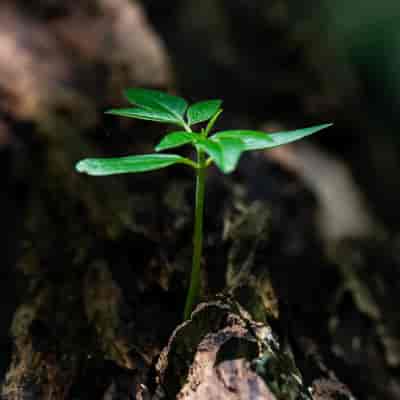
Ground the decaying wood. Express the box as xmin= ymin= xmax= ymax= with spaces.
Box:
xmin=157 ymin=300 xmax=303 ymax=400
xmin=1 ymin=0 xmax=172 ymax=398
xmin=0 ymin=1 xmax=397 ymax=400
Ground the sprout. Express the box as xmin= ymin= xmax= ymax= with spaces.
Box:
xmin=76 ymin=88 xmax=332 ymax=319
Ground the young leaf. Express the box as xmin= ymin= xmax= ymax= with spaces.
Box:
xmin=155 ymin=131 xmax=198 ymax=152
xmin=123 ymin=88 xmax=188 ymax=124
xmin=212 ymin=137 xmax=245 ymax=173
xmin=211 ymin=130 xmax=273 ymax=151
xmin=265 ymin=123 xmax=333 ymax=148
xmin=196 ymin=137 xmax=244 ymax=173
xmin=187 ymin=100 xmax=222 ymax=126
xmin=76 ymin=154 xmax=187 ymax=176
xmin=196 ymin=138 xmax=223 ymax=169
xmin=106 ymin=108 xmax=181 ymax=124
xmin=211 ymin=123 xmax=332 ymax=151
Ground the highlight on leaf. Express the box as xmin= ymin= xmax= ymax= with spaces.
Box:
xmin=211 ymin=123 xmax=332 ymax=151
xmin=210 ymin=130 xmax=274 ymax=151
xmin=187 ymin=100 xmax=222 ymax=126
xmin=266 ymin=123 xmax=333 ymax=148
xmin=212 ymin=137 xmax=245 ymax=173
xmin=196 ymin=137 xmax=245 ymax=173
xmin=106 ymin=108 xmax=181 ymax=124
xmin=123 ymin=88 xmax=188 ymax=124
xmin=76 ymin=154 xmax=189 ymax=176
xmin=155 ymin=131 xmax=198 ymax=152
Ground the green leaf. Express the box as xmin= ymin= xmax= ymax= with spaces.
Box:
xmin=196 ymin=137 xmax=244 ymax=173
xmin=123 ymin=88 xmax=188 ymax=124
xmin=106 ymin=108 xmax=181 ymax=124
xmin=211 ymin=123 xmax=332 ymax=150
xmin=265 ymin=123 xmax=333 ymax=148
xmin=212 ymin=137 xmax=244 ymax=173
xmin=76 ymin=154 xmax=187 ymax=176
xmin=155 ymin=131 xmax=198 ymax=152
xmin=187 ymin=100 xmax=222 ymax=125
xmin=196 ymin=138 xmax=223 ymax=168
xmin=210 ymin=130 xmax=274 ymax=151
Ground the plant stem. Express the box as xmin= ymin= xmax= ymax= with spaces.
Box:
xmin=204 ymin=109 xmax=223 ymax=136
xmin=184 ymin=148 xmax=206 ymax=319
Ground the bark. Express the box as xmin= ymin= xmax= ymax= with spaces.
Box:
xmin=0 ymin=1 xmax=397 ymax=400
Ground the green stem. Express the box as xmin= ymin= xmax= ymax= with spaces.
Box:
xmin=204 ymin=109 xmax=223 ymax=136
xmin=184 ymin=148 xmax=206 ymax=319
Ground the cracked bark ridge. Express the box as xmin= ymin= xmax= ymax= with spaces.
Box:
xmin=156 ymin=299 xmax=311 ymax=400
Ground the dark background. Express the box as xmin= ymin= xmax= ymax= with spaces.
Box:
xmin=1 ymin=1 xmax=400 ymax=399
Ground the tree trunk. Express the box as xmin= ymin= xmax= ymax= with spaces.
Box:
xmin=0 ymin=1 xmax=397 ymax=399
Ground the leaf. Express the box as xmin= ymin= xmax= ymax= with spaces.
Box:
xmin=76 ymin=154 xmax=186 ymax=176
xmin=212 ymin=124 xmax=332 ymax=150
xmin=213 ymin=137 xmax=245 ymax=173
xmin=196 ymin=137 xmax=244 ymax=173
xmin=212 ymin=124 xmax=332 ymax=151
xmin=155 ymin=131 xmax=198 ymax=151
xmin=266 ymin=123 xmax=333 ymax=148
xmin=210 ymin=130 xmax=274 ymax=151
xmin=123 ymin=88 xmax=188 ymax=124
xmin=105 ymin=108 xmax=181 ymax=124
xmin=187 ymin=100 xmax=222 ymax=125
xmin=196 ymin=138 xmax=223 ymax=169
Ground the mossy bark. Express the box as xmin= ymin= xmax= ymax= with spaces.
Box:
xmin=0 ymin=1 xmax=396 ymax=400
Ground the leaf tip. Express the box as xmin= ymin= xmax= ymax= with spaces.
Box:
xmin=323 ymin=122 xmax=334 ymax=128
xmin=75 ymin=159 xmax=89 ymax=174
xmin=222 ymin=166 xmax=234 ymax=174
xmin=75 ymin=159 xmax=102 ymax=175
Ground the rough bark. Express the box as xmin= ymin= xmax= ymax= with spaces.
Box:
xmin=0 ymin=1 xmax=398 ymax=400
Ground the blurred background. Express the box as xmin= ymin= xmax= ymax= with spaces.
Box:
xmin=1 ymin=1 xmax=400 ymax=399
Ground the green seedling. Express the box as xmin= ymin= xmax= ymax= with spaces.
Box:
xmin=76 ymin=88 xmax=332 ymax=319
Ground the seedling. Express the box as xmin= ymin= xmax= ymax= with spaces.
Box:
xmin=76 ymin=88 xmax=332 ymax=319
